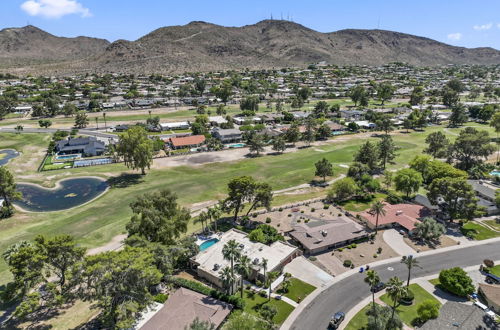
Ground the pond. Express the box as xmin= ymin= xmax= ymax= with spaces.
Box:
xmin=0 ymin=149 xmax=20 ymax=166
xmin=14 ymin=177 xmax=109 ymax=212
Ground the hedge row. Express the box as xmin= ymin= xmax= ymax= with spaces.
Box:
xmin=167 ymin=277 xmax=245 ymax=309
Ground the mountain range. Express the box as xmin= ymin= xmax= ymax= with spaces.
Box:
xmin=1 ymin=20 xmax=500 ymax=75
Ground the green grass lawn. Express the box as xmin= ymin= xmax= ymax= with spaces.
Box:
xmin=489 ymin=265 xmax=500 ymax=277
xmin=460 ymin=222 xmax=500 ymax=240
xmin=483 ymin=220 xmax=500 ymax=232
xmin=429 ymin=278 xmax=440 ymax=286
xmin=279 ymin=278 xmax=316 ymax=303
xmin=345 ymin=304 xmax=374 ymax=330
xmin=0 ymin=123 xmax=494 ymax=286
xmin=240 ymin=290 xmax=294 ymax=325
xmin=379 ymin=283 xmax=441 ymax=326
xmin=340 ymin=193 xmax=387 ymax=212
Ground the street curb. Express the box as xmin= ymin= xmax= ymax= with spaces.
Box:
xmin=280 ymin=236 xmax=500 ymax=330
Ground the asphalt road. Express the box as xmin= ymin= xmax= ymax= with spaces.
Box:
xmin=289 ymin=240 xmax=500 ymax=330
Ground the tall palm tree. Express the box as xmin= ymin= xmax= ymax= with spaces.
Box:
xmin=364 ymin=270 xmax=380 ymax=328
xmin=196 ymin=211 xmax=209 ymax=233
xmin=401 ymin=255 xmax=421 ymax=288
xmin=207 ymin=204 xmax=222 ymax=232
xmin=370 ymin=201 xmax=386 ymax=235
xmin=235 ymin=255 xmax=251 ymax=298
xmin=386 ymin=277 xmax=407 ymax=328
xmin=219 ymin=266 xmax=236 ymax=295
xmin=222 ymin=240 xmax=242 ymax=286
xmin=267 ymin=271 xmax=279 ymax=301
xmin=261 ymin=258 xmax=268 ymax=286
xmin=103 ymin=112 xmax=107 ymax=130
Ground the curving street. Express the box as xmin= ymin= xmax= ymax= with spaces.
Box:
xmin=287 ymin=240 xmax=500 ymax=330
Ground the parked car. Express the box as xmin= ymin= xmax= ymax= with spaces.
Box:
xmin=399 ymin=229 xmax=406 ymax=235
xmin=370 ymin=282 xmax=386 ymax=293
xmin=329 ymin=312 xmax=345 ymax=329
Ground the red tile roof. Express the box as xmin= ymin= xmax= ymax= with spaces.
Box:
xmin=169 ymin=135 xmax=205 ymax=148
xmin=357 ymin=203 xmax=431 ymax=231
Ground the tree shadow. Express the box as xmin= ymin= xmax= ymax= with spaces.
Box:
xmin=107 ymin=173 xmax=144 ymax=188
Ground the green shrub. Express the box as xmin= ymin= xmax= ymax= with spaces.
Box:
xmin=278 ymin=208 xmax=283 ymax=212
xmin=153 ymin=293 xmax=169 ymax=303
xmin=343 ymin=260 xmax=352 ymax=267
xmin=417 ymin=300 xmax=440 ymax=322
xmin=323 ymin=205 xmax=329 ymax=209
xmin=259 ymin=290 xmax=268 ymax=298
xmin=308 ymin=256 xmax=317 ymax=261
xmin=265 ymin=217 xmax=272 ymax=223
xmin=351 ymin=243 xmax=357 ymax=248
xmin=438 ymin=267 xmax=475 ymax=297
xmin=337 ymin=248 xmax=344 ymax=252
xmin=311 ymin=208 xmax=316 ymax=212
xmin=399 ymin=289 xmax=415 ymax=305
xmin=373 ymin=254 xmax=378 ymax=258
xmin=255 ymin=280 xmax=263 ymax=287
xmin=288 ymin=214 xmax=292 ymax=217
xmin=377 ymin=247 xmax=382 ymax=254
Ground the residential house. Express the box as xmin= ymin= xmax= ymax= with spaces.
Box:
xmin=357 ymin=202 xmax=432 ymax=233
xmin=467 ymin=180 xmax=499 ymax=215
xmin=55 ymin=137 xmax=106 ymax=157
xmin=140 ymin=288 xmax=232 ymax=330
xmin=168 ymin=135 xmax=205 ymax=150
xmin=211 ymin=128 xmax=242 ymax=143
xmin=160 ymin=121 xmax=190 ymax=131
xmin=190 ymin=229 xmax=300 ymax=291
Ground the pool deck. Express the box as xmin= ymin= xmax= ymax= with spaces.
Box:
xmin=195 ymin=233 xmax=221 ymax=246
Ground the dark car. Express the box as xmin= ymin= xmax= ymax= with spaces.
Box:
xmin=370 ymin=282 xmax=386 ymax=293
xmin=329 ymin=312 xmax=345 ymax=329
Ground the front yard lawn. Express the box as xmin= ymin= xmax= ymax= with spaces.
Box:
xmin=279 ymin=278 xmax=316 ymax=303
xmin=460 ymin=222 xmax=500 ymax=240
xmin=379 ymin=283 xmax=441 ymax=326
xmin=483 ymin=220 xmax=500 ymax=231
xmin=240 ymin=290 xmax=294 ymax=325
xmin=345 ymin=304 xmax=373 ymax=330
xmin=488 ymin=265 xmax=500 ymax=277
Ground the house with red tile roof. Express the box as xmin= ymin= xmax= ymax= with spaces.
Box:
xmin=168 ymin=135 xmax=206 ymax=149
xmin=357 ymin=202 xmax=431 ymax=232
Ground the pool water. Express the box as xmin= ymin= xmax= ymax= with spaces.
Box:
xmin=490 ymin=171 xmax=500 ymax=177
xmin=227 ymin=143 xmax=245 ymax=148
xmin=55 ymin=154 xmax=81 ymax=161
xmin=14 ymin=177 xmax=108 ymax=212
xmin=199 ymin=238 xmax=219 ymax=251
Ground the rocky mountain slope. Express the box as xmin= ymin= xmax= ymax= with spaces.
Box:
xmin=1 ymin=20 xmax=499 ymax=74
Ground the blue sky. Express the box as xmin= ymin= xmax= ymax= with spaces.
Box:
xmin=1 ymin=0 xmax=500 ymax=49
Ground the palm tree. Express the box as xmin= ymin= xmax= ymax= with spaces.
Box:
xmin=386 ymin=277 xmax=407 ymax=328
xmin=219 ymin=266 xmax=236 ymax=295
xmin=103 ymin=112 xmax=107 ymax=130
xmin=222 ymin=240 xmax=242 ymax=289
xmin=267 ymin=271 xmax=279 ymax=301
xmin=370 ymin=201 xmax=386 ymax=235
xmin=261 ymin=258 xmax=268 ymax=286
xmin=235 ymin=255 xmax=251 ymax=298
xmin=364 ymin=270 xmax=380 ymax=327
xmin=196 ymin=211 xmax=209 ymax=233
xmin=207 ymin=204 xmax=222 ymax=232
xmin=401 ymin=255 xmax=421 ymax=288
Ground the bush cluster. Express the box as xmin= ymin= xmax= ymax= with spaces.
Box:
xmin=167 ymin=277 xmax=245 ymax=309
xmin=438 ymin=267 xmax=475 ymax=297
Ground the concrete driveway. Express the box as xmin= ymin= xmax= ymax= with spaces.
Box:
xmin=383 ymin=229 xmax=416 ymax=256
xmin=284 ymin=256 xmax=334 ymax=288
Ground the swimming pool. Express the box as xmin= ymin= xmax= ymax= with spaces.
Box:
xmin=199 ymin=238 xmax=219 ymax=251
xmin=55 ymin=154 xmax=81 ymax=161
xmin=227 ymin=143 xmax=246 ymax=148
xmin=490 ymin=170 xmax=500 ymax=177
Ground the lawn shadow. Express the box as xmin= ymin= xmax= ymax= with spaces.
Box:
xmin=107 ymin=173 xmax=144 ymax=188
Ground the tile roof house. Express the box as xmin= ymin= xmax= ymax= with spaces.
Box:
xmin=357 ymin=203 xmax=431 ymax=232
xmin=168 ymin=135 xmax=205 ymax=149
xmin=55 ymin=137 xmax=105 ymax=157
xmin=289 ymin=216 xmax=369 ymax=254
xmin=140 ymin=288 xmax=232 ymax=330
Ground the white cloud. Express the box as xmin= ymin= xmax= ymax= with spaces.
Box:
xmin=497 ymin=23 xmax=500 ymax=29
xmin=473 ymin=23 xmax=493 ymax=31
xmin=447 ymin=32 xmax=462 ymax=41
xmin=21 ymin=0 xmax=91 ymax=19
